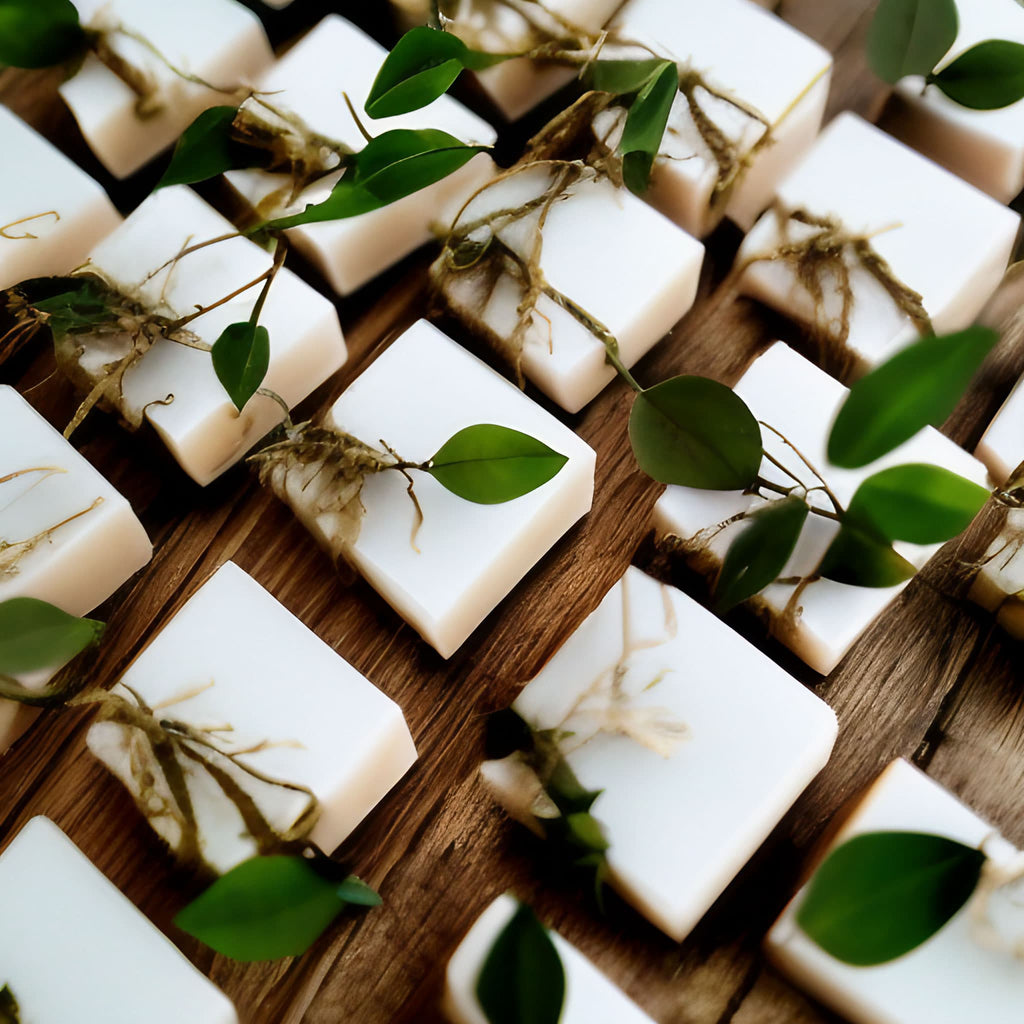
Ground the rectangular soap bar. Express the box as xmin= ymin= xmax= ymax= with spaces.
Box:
xmin=0 ymin=106 xmax=121 ymax=291
xmin=480 ymin=567 xmax=836 ymax=941
xmin=59 ymin=0 xmax=272 ymax=178
xmin=226 ymin=15 xmax=498 ymax=296
xmin=767 ymin=759 xmax=1024 ymax=1024
xmin=976 ymin=375 xmax=1024 ymax=486
xmin=83 ymin=185 xmax=346 ymax=486
xmin=737 ymin=113 xmax=1019 ymax=376
xmin=87 ymin=561 xmax=417 ymax=875
xmin=653 ymin=342 xmax=991 ymax=675
xmin=434 ymin=166 xmax=704 ymax=412
xmin=0 ymin=816 xmax=237 ymax=1023
xmin=443 ymin=894 xmax=657 ymax=1024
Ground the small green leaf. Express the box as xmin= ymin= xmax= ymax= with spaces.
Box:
xmin=476 ymin=901 xmax=565 ymax=1024
xmin=715 ymin=496 xmax=809 ymax=612
xmin=334 ymin=875 xmax=383 ymax=907
xmin=628 ymin=376 xmax=762 ymax=490
xmin=866 ymin=0 xmax=959 ymax=83
xmin=845 ymin=464 xmax=988 ymax=545
xmin=797 ymin=831 xmax=985 ymax=965
xmin=211 ymin=321 xmax=270 ymax=412
xmin=565 ymin=811 xmax=610 ymax=853
xmin=0 ymin=597 xmax=103 ymax=675
xmin=32 ymin=278 xmax=114 ymax=340
xmin=818 ymin=524 xmax=917 ymax=587
xmin=427 ymin=424 xmax=567 ymax=504
xmin=0 ymin=0 xmax=86 ymax=69
xmin=931 ymin=39 xmax=1024 ymax=110
xmin=0 ymin=984 xmax=20 ymax=1024
xmin=619 ymin=60 xmax=677 ymax=194
xmin=157 ymin=106 xmax=258 ymax=189
xmin=588 ymin=58 xmax=671 ymax=96
xmin=827 ymin=327 xmax=999 ymax=469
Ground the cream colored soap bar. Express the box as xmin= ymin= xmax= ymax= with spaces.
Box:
xmin=443 ymin=895 xmax=657 ymax=1024
xmin=768 ymin=759 xmax=1024 ymax=1024
xmin=968 ymin=506 xmax=1024 ymax=641
xmin=60 ymin=0 xmax=272 ymax=179
xmin=87 ymin=561 xmax=417 ymax=875
xmin=82 ymin=185 xmax=346 ymax=486
xmin=0 ymin=816 xmax=238 ymax=1023
xmin=737 ymin=113 xmax=1019 ymax=376
xmin=653 ymin=342 xmax=990 ymax=675
xmin=226 ymin=16 xmax=497 ymax=296
xmin=0 ymin=106 xmax=120 ymax=291
xmin=977 ymin=376 xmax=1024 ymax=486
xmin=480 ymin=567 xmax=836 ymax=941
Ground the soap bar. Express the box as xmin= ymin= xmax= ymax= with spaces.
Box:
xmin=81 ymin=185 xmax=346 ymax=486
xmin=767 ymin=759 xmax=1024 ymax=1024
xmin=976 ymin=375 xmax=1024 ymax=486
xmin=434 ymin=166 xmax=704 ymax=412
xmin=59 ymin=0 xmax=272 ymax=179
xmin=87 ymin=561 xmax=417 ymax=875
xmin=0 ymin=106 xmax=121 ymax=291
xmin=653 ymin=342 xmax=991 ymax=675
xmin=443 ymin=894 xmax=657 ymax=1023
xmin=480 ymin=567 xmax=836 ymax=941
xmin=226 ymin=16 xmax=498 ymax=296
xmin=0 ymin=816 xmax=238 ymax=1023
xmin=736 ymin=113 xmax=1019 ymax=376
xmin=968 ymin=506 xmax=1024 ymax=641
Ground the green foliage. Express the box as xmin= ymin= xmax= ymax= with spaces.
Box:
xmin=0 ymin=0 xmax=86 ymax=69
xmin=157 ymin=106 xmax=256 ymax=189
xmin=0 ymin=985 xmax=18 ymax=1024
xmin=866 ymin=0 xmax=959 ymax=83
xmin=818 ymin=524 xmax=917 ymax=587
xmin=211 ymin=321 xmax=270 ymax=413
xmin=931 ymin=39 xmax=1024 ymax=109
xmin=616 ymin=60 xmax=677 ymax=194
xmin=0 ymin=598 xmax=103 ymax=675
xmin=30 ymin=278 xmax=114 ymax=341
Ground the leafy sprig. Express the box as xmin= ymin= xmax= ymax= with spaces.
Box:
xmin=0 ymin=597 xmax=103 ymax=676
xmin=0 ymin=0 xmax=87 ymax=70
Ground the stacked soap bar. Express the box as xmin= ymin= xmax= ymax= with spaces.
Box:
xmin=443 ymin=895 xmax=657 ymax=1023
xmin=60 ymin=0 xmax=272 ymax=178
xmin=88 ymin=561 xmax=417 ymax=874
xmin=0 ymin=106 xmax=121 ymax=291
xmin=0 ymin=386 xmax=152 ymax=752
xmin=434 ymin=166 xmax=704 ymax=412
xmin=0 ymin=816 xmax=238 ymax=1022
xmin=976 ymin=376 xmax=1024 ymax=486
xmin=969 ymin=507 xmax=1024 ymax=641
xmin=480 ymin=567 xmax=837 ymax=941
xmin=653 ymin=342 xmax=990 ymax=675
xmin=82 ymin=184 xmax=346 ymax=485
xmin=768 ymin=759 xmax=1024 ymax=1024
xmin=736 ymin=113 xmax=1019 ymax=377
xmin=226 ymin=16 xmax=498 ymax=295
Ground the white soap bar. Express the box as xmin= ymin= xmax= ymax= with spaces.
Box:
xmin=653 ymin=342 xmax=991 ymax=675
xmin=435 ymin=166 xmax=704 ymax=412
xmin=768 ymin=759 xmax=1024 ymax=1024
xmin=81 ymin=185 xmax=346 ymax=486
xmin=0 ymin=816 xmax=237 ymax=1023
xmin=968 ymin=506 xmax=1024 ymax=640
xmin=601 ymin=0 xmax=832 ymax=237
xmin=87 ymin=561 xmax=417 ymax=875
xmin=226 ymin=16 xmax=498 ymax=296
xmin=977 ymin=375 xmax=1024 ymax=486
xmin=443 ymin=894 xmax=657 ymax=1023
xmin=480 ymin=567 xmax=836 ymax=941
xmin=737 ymin=113 xmax=1019 ymax=375
xmin=0 ymin=106 xmax=120 ymax=291
xmin=59 ymin=0 xmax=272 ymax=179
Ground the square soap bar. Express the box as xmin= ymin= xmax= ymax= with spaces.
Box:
xmin=87 ymin=561 xmax=417 ymax=875
xmin=767 ymin=759 xmax=1024 ymax=1024
xmin=0 ymin=106 xmax=121 ymax=291
xmin=443 ymin=895 xmax=657 ymax=1023
xmin=737 ymin=113 xmax=1019 ymax=376
xmin=226 ymin=16 xmax=498 ymax=296
xmin=480 ymin=568 xmax=836 ymax=941
xmin=968 ymin=506 xmax=1024 ymax=641
xmin=0 ymin=816 xmax=237 ymax=1023
xmin=976 ymin=375 xmax=1024 ymax=486
xmin=83 ymin=185 xmax=346 ymax=486
xmin=653 ymin=342 xmax=991 ymax=675
xmin=59 ymin=0 xmax=272 ymax=179
xmin=434 ymin=166 xmax=704 ymax=412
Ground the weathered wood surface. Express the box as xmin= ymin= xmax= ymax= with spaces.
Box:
xmin=2 ymin=2 xmax=1023 ymax=1022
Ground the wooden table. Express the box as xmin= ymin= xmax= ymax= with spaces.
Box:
xmin=3 ymin=2 xmax=1023 ymax=1021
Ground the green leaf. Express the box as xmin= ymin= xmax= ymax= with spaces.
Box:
xmin=365 ymin=27 xmax=508 ymax=119
xmin=174 ymin=855 xmax=379 ymax=961
xmin=565 ymin=811 xmax=610 ymax=853
xmin=588 ymin=58 xmax=671 ymax=96
xmin=619 ymin=60 xmax=677 ymax=194
xmin=0 ymin=984 xmax=20 ymax=1024
xmin=476 ymin=901 xmax=565 ymax=1024
xmin=931 ymin=39 xmax=1024 ymax=110
xmin=818 ymin=524 xmax=917 ymax=587
xmin=827 ymin=327 xmax=999 ymax=469
xmin=0 ymin=598 xmax=103 ymax=675
xmin=32 ymin=279 xmax=114 ymax=340
xmin=0 ymin=0 xmax=86 ymax=69
xmin=845 ymin=463 xmax=988 ymax=545
xmin=797 ymin=831 xmax=985 ymax=965
xmin=211 ymin=321 xmax=270 ymax=412
xmin=628 ymin=376 xmax=762 ymax=490
xmin=865 ymin=0 xmax=959 ymax=83
xmin=427 ymin=424 xmax=568 ymax=504
xmin=157 ymin=106 xmax=258 ymax=189
xmin=334 ymin=875 xmax=383 ymax=907
xmin=715 ymin=496 xmax=809 ymax=612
